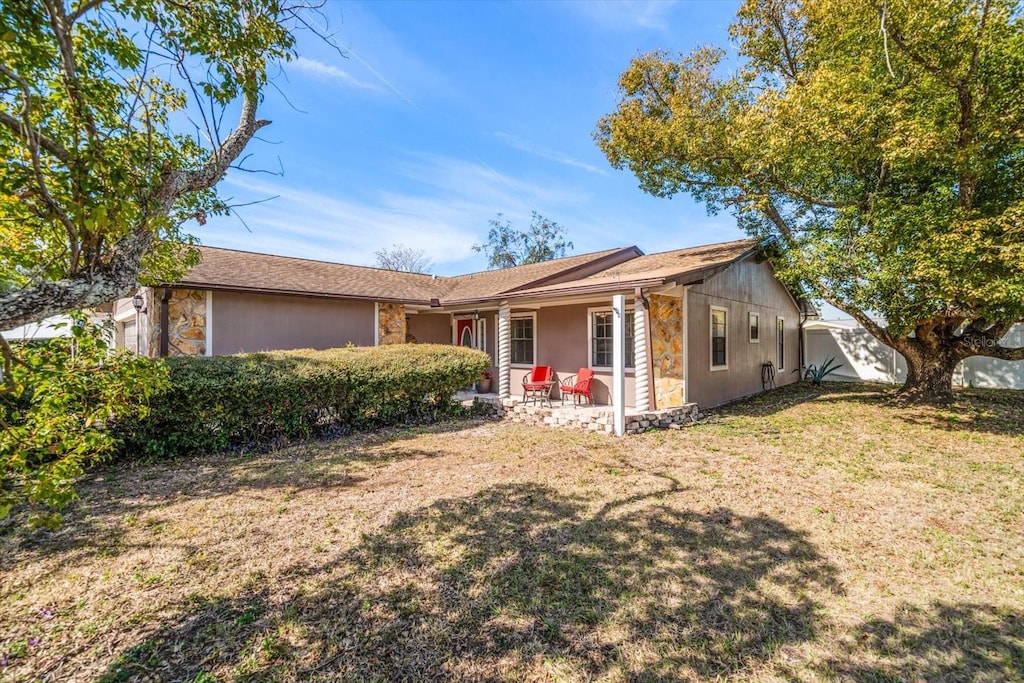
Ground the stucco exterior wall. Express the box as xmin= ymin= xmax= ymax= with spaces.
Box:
xmin=211 ymin=291 xmax=375 ymax=353
xmin=406 ymin=312 xmax=452 ymax=344
xmin=685 ymin=259 xmax=801 ymax=408
xmin=505 ymin=302 xmax=636 ymax=407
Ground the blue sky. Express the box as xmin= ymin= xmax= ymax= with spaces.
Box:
xmin=197 ymin=0 xmax=745 ymax=276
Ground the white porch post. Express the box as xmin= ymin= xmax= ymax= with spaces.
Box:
xmin=633 ymin=297 xmax=649 ymax=412
xmin=612 ymin=294 xmax=626 ymax=436
xmin=497 ymin=302 xmax=511 ymax=398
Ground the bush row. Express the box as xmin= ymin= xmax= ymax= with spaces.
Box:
xmin=119 ymin=344 xmax=490 ymax=458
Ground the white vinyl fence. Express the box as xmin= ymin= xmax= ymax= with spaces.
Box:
xmin=804 ymin=322 xmax=1024 ymax=390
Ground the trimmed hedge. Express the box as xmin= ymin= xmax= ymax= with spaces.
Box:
xmin=119 ymin=344 xmax=490 ymax=457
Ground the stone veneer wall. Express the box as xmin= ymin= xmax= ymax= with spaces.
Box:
xmin=377 ymin=303 xmax=406 ymax=345
xmin=472 ymin=397 xmax=699 ymax=435
xmin=149 ymin=288 xmax=207 ymax=356
xmin=649 ymin=294 xmax=685 ymax=407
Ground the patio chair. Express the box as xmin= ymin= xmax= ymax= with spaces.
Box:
xmin=521 ymin=365 xmax=555 ymax=407
xmin=560 ymin=368 xmax=595 ymax=408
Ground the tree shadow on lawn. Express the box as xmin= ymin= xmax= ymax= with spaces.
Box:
xmin=711 ymin=383 xmax=1024 ymax=438
xmin=101 ymin=482 xmax=844 ymax=681
xmin=818 ymin=601 xmax=1024 ymax=681
xmin=0 ymin=417 xmax=492 ymax=572
xmin=890 ymin=388 xmax=1024 ymax=438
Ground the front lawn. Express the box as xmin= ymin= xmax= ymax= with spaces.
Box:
xmin=2 ymin=383 xmax=1022 ymax=681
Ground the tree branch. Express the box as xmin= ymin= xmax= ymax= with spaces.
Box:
xmin=971 ymin=343 xmax=1024 ymax=361
xmin=69 ymin=0 xmax=104 ymax=23
xmin=0 ymin=109 xmax=72 ymax=164
xmin=43 ymin=0 xmax=99 ymax=139
xmin=0 ymin=88 xmax=271 ymax=330
xmin=156 ymin=89 xmax=270 ymax=210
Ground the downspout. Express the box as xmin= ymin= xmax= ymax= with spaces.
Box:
xmin=159 ymin=288 xmax=172 ymax=357
xmin=636 ymin=287 xmax=656 ymax=411
xmin=798 ymin=311 xmax=805 ymax=377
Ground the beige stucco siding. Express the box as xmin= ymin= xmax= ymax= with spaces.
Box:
xmin=507 ymin=303 xmax=636 ymax=407
xmin=211 ymin=291 xmax=375 ymax=354
xmin=685 ymin=259 xmax=801 ymax=408
xmin=407 ymin=312 xmax=451 ymax=345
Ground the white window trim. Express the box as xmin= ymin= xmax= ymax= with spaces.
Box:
xmin=588 ymin=306 xmax=636 ymax=372
xmin=749 ymin=311 xmax=760 ymax=344
xmin=776 ymin=316 xmax=785 ymax=370
xmin=510 ymin=312 xmax=537 ymax=368
xmin=476 ymin=317 xmax=487 ymax=353
xmin=710 ymin=305 xmax=728 ymax=371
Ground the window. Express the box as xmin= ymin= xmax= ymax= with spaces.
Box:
xmin=776 ymin=317 xmax=785 ymax=370
xmin=749 ymin=312 xmax=760 ymax=343
xmin=510 ymin=315 xmax=535 ymax=366
xmin=591 ymin=310 xmax=635 ymax=368
xmin=710 ymin=306 xmax=728 ymax=369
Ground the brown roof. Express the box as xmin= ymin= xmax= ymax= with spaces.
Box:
xmin=440 ymin=246 xmax=640 ymax=304
xmin=178 ymin=247 xmax=448 ymax=303
xmin=175 ymin=245 xmax=643 ymax=304
xmin=508 ymin=239 xmax=758 ymax=299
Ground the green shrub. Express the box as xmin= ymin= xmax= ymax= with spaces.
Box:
xmin=120 ymin=344 xmax=490 ymax=458
xmin=1 ymin=317 xmax=168 ymax=527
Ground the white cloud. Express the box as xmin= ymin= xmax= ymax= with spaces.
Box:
xmin=495 ymin=133 xmax=607 ymax=176
xmin=196 ymin=152 xmax=593 ymax=273
xmin=569 ymin=1 xmax=680 ymax=31
xmin=289 ymin=56 xmax=383 ymax=92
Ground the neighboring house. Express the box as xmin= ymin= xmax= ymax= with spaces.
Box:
xmin=112 ymin=238 xmax=809 ymax=409
xmin=805 ymin=319 xmax=1024 ymax=390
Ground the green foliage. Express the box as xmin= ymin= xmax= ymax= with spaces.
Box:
xmin=0 ymin=316 xmax=167 ymax=527
xmin=473 ymin=212 xmax=573 ymax=269
xmin=804 ymin=356 xmax=844 ymax=385
xmin=120 ymin=344 xmax=490 ymax=458
xmin=0 ymin=0 xmax=314 ymax=328
xmin=596 ymin=0 xmax=1024 ymax=396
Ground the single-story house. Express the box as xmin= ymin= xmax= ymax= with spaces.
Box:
xmin=112 ymin=238 xmax=811 ymax=410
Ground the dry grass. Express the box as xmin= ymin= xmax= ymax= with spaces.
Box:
xmin=2 ymin=383 xmax=1022 ymax=682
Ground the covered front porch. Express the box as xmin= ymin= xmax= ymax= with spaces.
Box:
xmin=428 ymin=286 xmax=692 ymax=435
xmin=455 ymin=391 xmax=700 ymax=435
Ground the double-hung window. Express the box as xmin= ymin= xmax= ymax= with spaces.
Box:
xmin=710 ymin=306 xmax=728 ymax=370
xmin=591 ymin=309 xmax=635 ymax=368
xmin=510 ymin=315 xmax=535 ymax=366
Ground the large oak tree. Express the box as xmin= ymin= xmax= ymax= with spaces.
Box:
xmin=597 ymin=0 xmax=1024 ymax=402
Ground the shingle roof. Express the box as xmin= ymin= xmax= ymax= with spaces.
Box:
xmin=440 ymin=246 xmax=640 ymax=304
xmin=175 ymin=245 xmax=642 ymax=304
xmin=178 ymin=247 xmax=448 ymax=303
xmin=508 ymin=239 xmax=758 ymax=299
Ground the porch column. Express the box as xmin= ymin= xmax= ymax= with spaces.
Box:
xmin=633 ymin=296 xmax=650 ymax=412
xmin=612 ymin=294 xmax=626 ymax=436
xmin=497 ymin=302 xmax=511 ymax=398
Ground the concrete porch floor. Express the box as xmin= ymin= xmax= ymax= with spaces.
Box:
xmin=454 ymin=390 xmax=699 ymax=435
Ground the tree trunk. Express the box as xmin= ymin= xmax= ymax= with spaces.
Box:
xmin=897 ymin=346 xmax=960 ymax=404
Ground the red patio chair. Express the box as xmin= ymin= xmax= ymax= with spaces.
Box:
xmin=560 ymin=368 xmax=595 ymax=408
xmin=521 ymin=365 xmax=555 ymax=407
